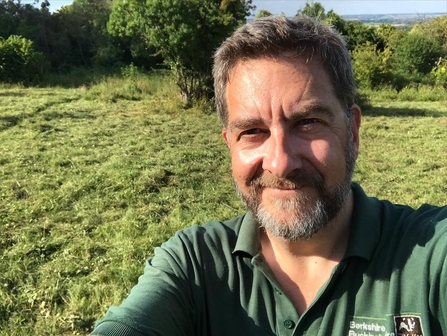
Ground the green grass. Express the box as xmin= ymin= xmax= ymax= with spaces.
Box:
xmin=360 ymin=84 xmax=447 ymax=102
xmin=1 ymin=76 xmax=447 ymax=335
xmin=357 ymin=99 xmax=447 ymax=205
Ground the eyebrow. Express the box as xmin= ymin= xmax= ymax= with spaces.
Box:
xmin=229 ymin=117 xmax=265 ymax=131
xmin=290 ymin=103 xmax=336 ymax=121
xmin=228 ymin=103 xmax=336 ymax=131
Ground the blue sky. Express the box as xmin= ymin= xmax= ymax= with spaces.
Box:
xmin=22 ymin=0 xmax=447 ymax=16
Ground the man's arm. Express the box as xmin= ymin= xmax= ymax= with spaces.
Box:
xmin=90 ymin=234 xmax=199 ymax=336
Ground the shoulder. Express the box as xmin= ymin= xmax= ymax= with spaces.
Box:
xmin=352 ymin=182 xmax=447 ymax=235
xmin=150 ymin=214 xmax=247 ymax=271
xmin=165 ymin=214 xmax=245 ymax=250
xmin=380 ymin=200 xmax=447 ymax=236
xmin=376 ymin=201 xmax=447 ymax=274
xmin=351 ymin=183 xmax=447 ymax=262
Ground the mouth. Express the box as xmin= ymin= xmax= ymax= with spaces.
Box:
xmin=262 ymin=185 xmax=311 ymax=196
xmin=248 ymin=169 xmax=325 ymax=198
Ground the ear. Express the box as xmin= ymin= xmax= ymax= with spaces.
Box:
xmin=222 ymin=128 xmax=230 ymax=148
xmin=349 ymin=104 xmax=362 ymax=159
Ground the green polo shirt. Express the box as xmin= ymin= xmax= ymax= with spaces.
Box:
xmin=92 ymin=183 xmax=447 ymax=336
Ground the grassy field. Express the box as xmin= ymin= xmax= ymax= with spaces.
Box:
xmin=1 ymin=73 xmax=446 ymax=335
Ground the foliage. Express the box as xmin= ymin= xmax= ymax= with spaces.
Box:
xmin=0 ymin=0 xmax=446 ymax=95
xmin=392 ymin=32 xmax=443 ymax=87
xmin=0 ymin=35 xmax=48 ymax=84
xmin=0 ymin=0 xmax=147 ymax=71
xmin=352 ymin=43 xmax=393 ymax=89
xmin=410 ymin=16 xmax=447 ymax=52
xmin=109 ymin=0 xmax=254 ymax=104
xmin=344 ymin=20 xmax=380 ymax=50
xmin=294 ymin=2 xmax=379 ymax=51
xmin=0 ymin=0 xmax=58 ymax=65
xmin=0 ymin=0 xmax=50 ymax=40
xmin=107 ymin=0 xmax=164 ymax=68
xmin=255 ymin=9 xmax=272 ymax=18
xmin=376 ymin=23 xmax=402 ymax=47
xmin=431 ymin=58 xmax=447 ymax=87
xmin=296 ymin=0 xmax=326 ymax=20
xmin=1 ymin=79 xmax=447 ymax=334
xmin=325 ymin=9 xmax=347 ymax=35
xmin=49 ymin=0 xmax=119 ymax=68
xmin=295 ymin=1 xmax=346 ymax=34
xmin=360 ymin=85 xmax=447 ymax=102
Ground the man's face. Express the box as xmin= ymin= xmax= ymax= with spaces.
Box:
xmin=222 ymin=57 xmax=361 ymax=241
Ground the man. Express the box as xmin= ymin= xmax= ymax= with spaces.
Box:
xmin=91 ymin=16 xmax=447 ymax=336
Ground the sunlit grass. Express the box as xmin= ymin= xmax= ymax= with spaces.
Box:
xmin=356 ymin=99 xmax=447 ymax=206
xmin=1 ymin=76 xmax=446 ymax=335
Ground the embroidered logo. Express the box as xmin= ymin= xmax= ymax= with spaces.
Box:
xmin=394 ymin=315 xmax=424 ymax=336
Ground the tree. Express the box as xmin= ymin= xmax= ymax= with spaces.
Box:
xmin=0 ymin=0 xmax=21 ymax=38
xmin=410 ymin=16 xmax=447 ymax=53
xmin=0 ymin=0 xmax=52 ymax=51
xmin=296 ymin=1 xmax=326 ymax=20
xmin=393 ymin=33 xmax=443 ymax=77
xmin=344 ymin=20 xmax=379 ymax=51
xmin=294 ymin=2 xmax=378 ymax=51
xmin=108 ymin=0 xmax=254 ymax=103
xmin=255 ymin=9 xmax=272 ymax=18
xmin=325 ymin=9 xmax=347 ymax=35
xmin=0 ymin=35 xmax=48 ymax=84
xmin=107 ymin=0 xmax=161 ymax=68
xmin=352 ymin=42 xmax=393 ymax=89
xmin=47 ymin=0 xmax=134 ymax=69
xmin=431 ymin=58 xmax=447 ymax=87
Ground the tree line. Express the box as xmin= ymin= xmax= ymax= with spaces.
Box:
xmin=1 ymin=0 xmax=447 ymax=101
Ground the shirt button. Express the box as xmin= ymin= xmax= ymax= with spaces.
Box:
xmin=274 ymin=287 xmax=282 ymax=295
xmin=283 ymin=319 xmax=295 ymax=329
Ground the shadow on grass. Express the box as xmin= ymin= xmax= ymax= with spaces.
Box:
xmin=361 ymin=106 xmax=446 ymax=118
xmin=0 ymin=97 xmax=96 ymax=132
xmin=0 ymin=91 xmax=26 ymax=97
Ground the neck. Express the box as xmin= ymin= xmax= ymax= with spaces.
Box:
xmin=259 ymin=191 xmax=354 ymax=315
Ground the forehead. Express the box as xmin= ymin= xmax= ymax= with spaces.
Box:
xmin=227 ymin=53 xmax=327 ymax=79
xmin=225 ymin=56 xmax=341 ymax=115
xmin=226 ymin=55 xmax=336 ymax=101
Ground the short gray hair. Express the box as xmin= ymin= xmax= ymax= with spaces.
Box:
xmin=213 ymin=15 xmax=357 ymax=126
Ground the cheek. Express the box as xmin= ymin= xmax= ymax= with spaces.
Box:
xmin=230 ymin=148 xmax=264 ymax=183
xmin=309 ymin=141 xmax=332 ymax=163
xmin=309 ymin=140 xmax=346 ymax=174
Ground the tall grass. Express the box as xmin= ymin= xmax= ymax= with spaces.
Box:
xmin=360 ymin=84 xmax=447 ymax=102
xmin=1 ymin=73 xmax=446 ymax=335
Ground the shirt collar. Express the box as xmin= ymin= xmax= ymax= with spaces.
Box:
xmin=232 ymin=183 xmax=382 ymax=261
xmin=233 ymin=211 xmax=260 ymax=256
xmin=344 ymin=182 xmax=382 ymax=261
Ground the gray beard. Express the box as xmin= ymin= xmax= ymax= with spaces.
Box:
xmin=235 ymin=131 xmax=356 ymax=241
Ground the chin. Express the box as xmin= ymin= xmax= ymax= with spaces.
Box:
xmin=255 ymin=197 xmax=331 ymax=241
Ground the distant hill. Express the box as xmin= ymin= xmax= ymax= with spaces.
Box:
xmin=341 ymin=13 xmax=445 ymax=25
xmin=248 ymin=13 xmax=446 ymax=26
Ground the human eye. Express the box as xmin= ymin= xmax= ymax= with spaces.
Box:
xmin=296 ymin=118 xmax=321 ymax=131
xmin=241 ymin=128 xmax=262 ymax=135
xmin=238 ymin=128 xmax=267 ymax=141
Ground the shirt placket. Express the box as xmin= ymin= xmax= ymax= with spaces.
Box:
xmin=252 ymin=253 xmax=300 ymax=336
xmin=252 ymin=253 xmax=349 ymax=336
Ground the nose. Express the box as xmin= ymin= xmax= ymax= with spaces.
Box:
xmin=262 ymin=130 xmax=303 ymax=178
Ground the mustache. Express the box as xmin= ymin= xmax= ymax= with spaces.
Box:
xmin=250 ymin=169 xmax=325 ymax=190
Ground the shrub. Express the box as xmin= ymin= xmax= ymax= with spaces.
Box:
xmin=108 ymin=0 xmax=254 ymax=105
xmin=392 ymin=33 xmax=443 ymax=83
xmin=0 ymin=35 xmax=48 ymax=85
xmin=397 ymin=84 xmax=444 ymax=101
xmin=361 ymin=84 xmax=447 ymax=102
xmin=352 ymin=43 xmax=393 ymax=89
xmin=431 ymin=58 xmax=447 ymax=88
